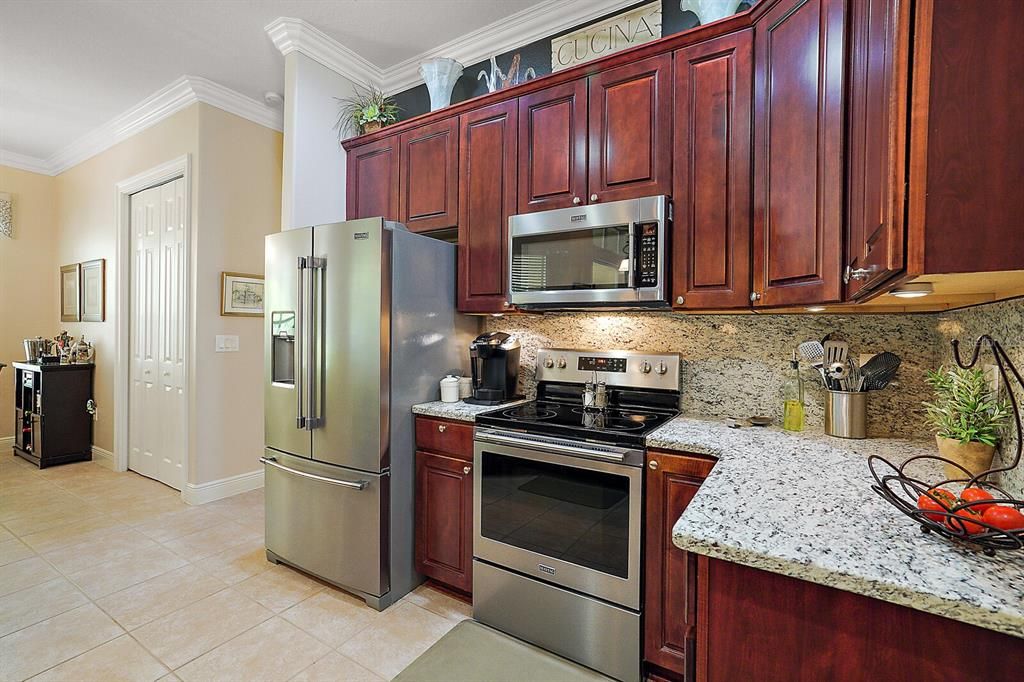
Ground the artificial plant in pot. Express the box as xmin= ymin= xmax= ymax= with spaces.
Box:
xmin=923 ymin=365 xmax=1011 ymax=480
xmin=334 ymin=85 xmax=399 ymax=139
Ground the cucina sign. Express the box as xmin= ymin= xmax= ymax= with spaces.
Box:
xmin=551 ymin=1 xmax=663 ymax=72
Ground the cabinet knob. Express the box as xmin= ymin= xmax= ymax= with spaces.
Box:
xmin=675 ymin=295 xmax=685 ymax=305
xmin=463 ymin=466 xmax=471 ymax=475
xmin=590 ymin=194 xmax=599 ymax=202
xmin=847 ymin=266 xmax=878 ymax=282
xmin=750 ymin=292 xmax=762 ymax=302
xmin=437 ymin=424 xmax=447 ymax=433
xmin=572 ymin=196 xmax=581 ymax=205
xmin=648 ymin=460 xmax=659 ymax=470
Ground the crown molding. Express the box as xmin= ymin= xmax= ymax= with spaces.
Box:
xmin=378 ymin=0 xmax=640 ymax=94
xmin=4 ymin=76 xmax=282 ymax=177
xmin=0 ymin=149 xmax=53 ymax=175
xmin=265 ymin=17 xmax=380 ymax=88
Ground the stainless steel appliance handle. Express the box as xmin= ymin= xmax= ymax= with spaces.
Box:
xmin=306 ymin=258 xmax=325 ymax=429
xmin=626 ymin=221 xmax=636 ymax=289
xmin=474 ymin=430 xmax=632 ymax=463
xmin=295 ymin=257 xmax=306 ymax=429
xmin=260 ymin=457 xmax=368 ymax=490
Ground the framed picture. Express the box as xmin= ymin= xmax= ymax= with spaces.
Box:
xmin=60 ymin=263 xmax=81 ymax=322
xmin=81 ymin=259 xmax=106 ymax=322
xmin=221 ymin=272 xmax=264 ymax=317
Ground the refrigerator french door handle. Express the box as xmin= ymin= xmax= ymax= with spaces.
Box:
xmin=295 ymin=256 xmax=307 ymax=429
xmin=260 ymin=457 xmax=368 ymax=490
xmin=306 ymin=257 xmax=326 ymax=429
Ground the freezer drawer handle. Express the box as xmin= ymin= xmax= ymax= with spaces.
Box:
xmin=260 ymin=457 xmax=369 ymax=490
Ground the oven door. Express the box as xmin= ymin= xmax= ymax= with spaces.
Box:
xmin=508 ymin=195 xmax=668 ymax=308
xmin=473 ymin=430 xmax=643 ymax=609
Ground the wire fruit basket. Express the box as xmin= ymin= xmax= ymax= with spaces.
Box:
xmin=868 ymin=336 xmax=1024 ymax=555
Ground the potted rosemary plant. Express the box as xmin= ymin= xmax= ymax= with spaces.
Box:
xmin=923 ymin=365 xmax=1011 ymax=479
xmin=334 ymin=85 xmax=399 ymax=139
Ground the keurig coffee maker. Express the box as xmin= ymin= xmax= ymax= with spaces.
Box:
xmin=465 ymin=332 xmax=521 ymax=405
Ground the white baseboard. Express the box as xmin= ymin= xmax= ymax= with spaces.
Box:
xmin=182 ymin=468 xmax=264 ymax=505
xmin=91 ymin=446 xmax=115 ymax=469
xmin=0 ymin=436 xmax=13 ymax=449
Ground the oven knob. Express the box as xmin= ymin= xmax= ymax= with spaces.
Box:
xmin=543 ymin=357 xmax=554 ymax=369
xmin=640 ymin=361 xmax=652 ymax=374
xmin=655 ymin=362 xmax=668 ymax=375
xmin=557 ymin=357 xmax=567 ymax=369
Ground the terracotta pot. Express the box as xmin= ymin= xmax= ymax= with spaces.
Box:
xmin=362 ymin=121 xmax=382 ymax=134
xmin=936 ymin=435 xmax=996 ymax=480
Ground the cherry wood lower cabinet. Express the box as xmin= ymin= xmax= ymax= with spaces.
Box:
xmin=457 ymin=100 xmax=518 ymax=313
xmin=644 ymin=450 xmax=716 ymax=680
xmin=414 ymin=416 xmax=474 ymax=594
xmin=672 ymin=30 xmax=753 ymax=310
xmin=346 ymin=135 xmax=400 ymax=221
xmin=697 ymin=557 xmax=1024 ymax=682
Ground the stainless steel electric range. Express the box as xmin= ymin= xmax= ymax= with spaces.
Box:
xmin=472 ymin=349 xmax=681 ymax=682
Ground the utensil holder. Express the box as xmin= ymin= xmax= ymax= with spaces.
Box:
xmin=825 ymin=390 xmax=867 ymax=439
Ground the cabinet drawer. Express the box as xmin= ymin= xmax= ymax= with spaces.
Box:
xmin=414 ymin=416 xmax=473 ymax=461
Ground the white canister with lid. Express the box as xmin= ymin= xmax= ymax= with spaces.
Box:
xmin=440 ymin=375 xmax=460 ymax=403
xmin=457 ymin=376 xmax=473 ymax=399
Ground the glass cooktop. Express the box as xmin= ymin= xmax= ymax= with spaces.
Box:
xmin=477 ymin=399 xmax=676 ymax=446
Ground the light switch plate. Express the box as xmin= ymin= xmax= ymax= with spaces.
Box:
xmin=216 ymin=335 xmax=240 ymax=352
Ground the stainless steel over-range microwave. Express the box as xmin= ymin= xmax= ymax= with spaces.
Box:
xmin=507 ymin=195 xmax=670 ymax=309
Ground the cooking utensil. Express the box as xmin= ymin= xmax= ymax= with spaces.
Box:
xmin=861 ymin=352 xmax=902 ymax=391
xmin=848 ymin=357 xmax=864 ymax=392
xmin=823 ymin=340 xmax=849 ymax=367
xmin=798 ymin=341 xmax=829 ymax=386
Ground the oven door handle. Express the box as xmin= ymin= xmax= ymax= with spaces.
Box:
xmin=474 ymin=430 xmax=633 ymax=463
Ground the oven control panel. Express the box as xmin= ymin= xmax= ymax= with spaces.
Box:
xmin=537 ymin=349 xmax=680 ymax=391
xmin=636 ymin=222 xmax=659 ymax=288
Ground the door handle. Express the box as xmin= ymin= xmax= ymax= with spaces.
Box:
xmin=626 ymin=222 xmax=637 ymax=288
xmin=295 ymin=257 xmax=306 ymax=429
xmin=261 ymin=457 xmax=368 ymax=490
xmin=305 ymin=258 xmax=325 ymax=430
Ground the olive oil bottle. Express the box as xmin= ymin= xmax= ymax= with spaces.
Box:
xmin=782 ymin=352 xmax=805 ymax=432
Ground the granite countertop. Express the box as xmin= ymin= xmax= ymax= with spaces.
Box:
xmin=651 ymin=417 xmax=1024 ymax=639
xmin=412 ymin=399 xmax=528 ymax=422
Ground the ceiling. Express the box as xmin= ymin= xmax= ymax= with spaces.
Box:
xmin=0 ymin=0 xmax=538 ymax=162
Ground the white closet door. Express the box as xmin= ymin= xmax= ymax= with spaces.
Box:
xmin=129 ymin=178 xmax=186 ymax=490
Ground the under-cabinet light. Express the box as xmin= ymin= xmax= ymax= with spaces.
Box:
xmin=890 ymin=283 xmax=934 ymax=298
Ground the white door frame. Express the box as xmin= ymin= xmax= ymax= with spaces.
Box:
xmin=113 ymin=155 xmax=193 ymax=483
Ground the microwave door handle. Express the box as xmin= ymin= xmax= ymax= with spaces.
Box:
xmin=295 ymin=257 xmax=306 ymax=429
xmin=627 ymin=222 xmax=637 ymax=288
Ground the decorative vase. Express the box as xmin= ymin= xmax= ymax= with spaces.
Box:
xmin=936 ymin=435 xmax=997 ymax=480
xmin=362 ymin=121 xmax=382 ymax=134
xmin=419 ymin=58 xmax=464 ymax=111
xmin=680 ymin=0 xmax=742 ymax=24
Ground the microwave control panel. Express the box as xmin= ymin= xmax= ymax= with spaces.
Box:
xmin=637 ymin=222 xmax=659 ymax=287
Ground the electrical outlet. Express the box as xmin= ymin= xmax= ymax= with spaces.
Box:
xmin=983 ymin=364 xmax=1001 ymax=396
xmin=215 ymin=335 xmax=240 ymax=353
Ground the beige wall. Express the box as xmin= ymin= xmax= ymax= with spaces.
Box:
xmin=54 ymin=106 xmax=200 ymax=457
xmin=0 ymin=166 xmax=58 ymax=440
xmin=192 ymin=103 xmax=283 ymax=484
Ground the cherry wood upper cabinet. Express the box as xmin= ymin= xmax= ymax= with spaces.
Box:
xmin=398 ymin=118 xmax=459 ymax=232
xmin=672 ymin=31 xmax=753 ymax=310
xmin=414 ymin=449 xmax=473 ymax=593
xmin=751 ymin=0 xmax=846 ymax=307
xmin=644 ymin=451 xmax=714 ymax=680
xmin=845 ymin=0 xmax=909 ymax=299
xmin=346 ymin=135 xmax=399 ymax=222
xmin=517 ymin=80 xmax=588 ymax=214
xmin=458 ymin=101 xmax=518 ymax=313
xmin=588 ymin=53 xmax=672 ymax=204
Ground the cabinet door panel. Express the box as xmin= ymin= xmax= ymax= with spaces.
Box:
xmin=588 ymin=53 xmax=672 ymax=203
xmin=644 ymin=451 xmax=715 ymax=679
xmin=415 ymin=450 xmax=473 ymax=593
xmin=752 ymin=0 xmax=845 ymax=306
xmin=399 ymin=118 xmax=459 ymax=232
xmin=673 ymin=31 xmax=753 ymax=309
xmin=346 ymin=136 xmax=399 ymax=221
xmin=458 ymin=101 xmax=518 ymax=313
xmin=517 ymin=80 xmax=588 ymax=213
xmin=846 ymin=0 xmax=908 ymax=298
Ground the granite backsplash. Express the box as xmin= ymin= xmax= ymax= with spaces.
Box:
xmin=484 ymin=297 xmax=1024 ymax=449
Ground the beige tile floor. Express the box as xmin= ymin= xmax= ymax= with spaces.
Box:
xmin=0 ymin=456 xmax=470 ymax=681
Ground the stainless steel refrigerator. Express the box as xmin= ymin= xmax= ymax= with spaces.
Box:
xmin=263 ymin=218 xmax=468 ymax=610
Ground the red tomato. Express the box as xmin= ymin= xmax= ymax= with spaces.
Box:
xmin=981 ymin=506 xmax=1024 ymax=532
xmin=946 ymin=507 xmax=985 ymax=535
xmin=916 ymin=488 xmax=956 ymax=522
xmin=960 ymin=487 xmax=996 ymax=513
